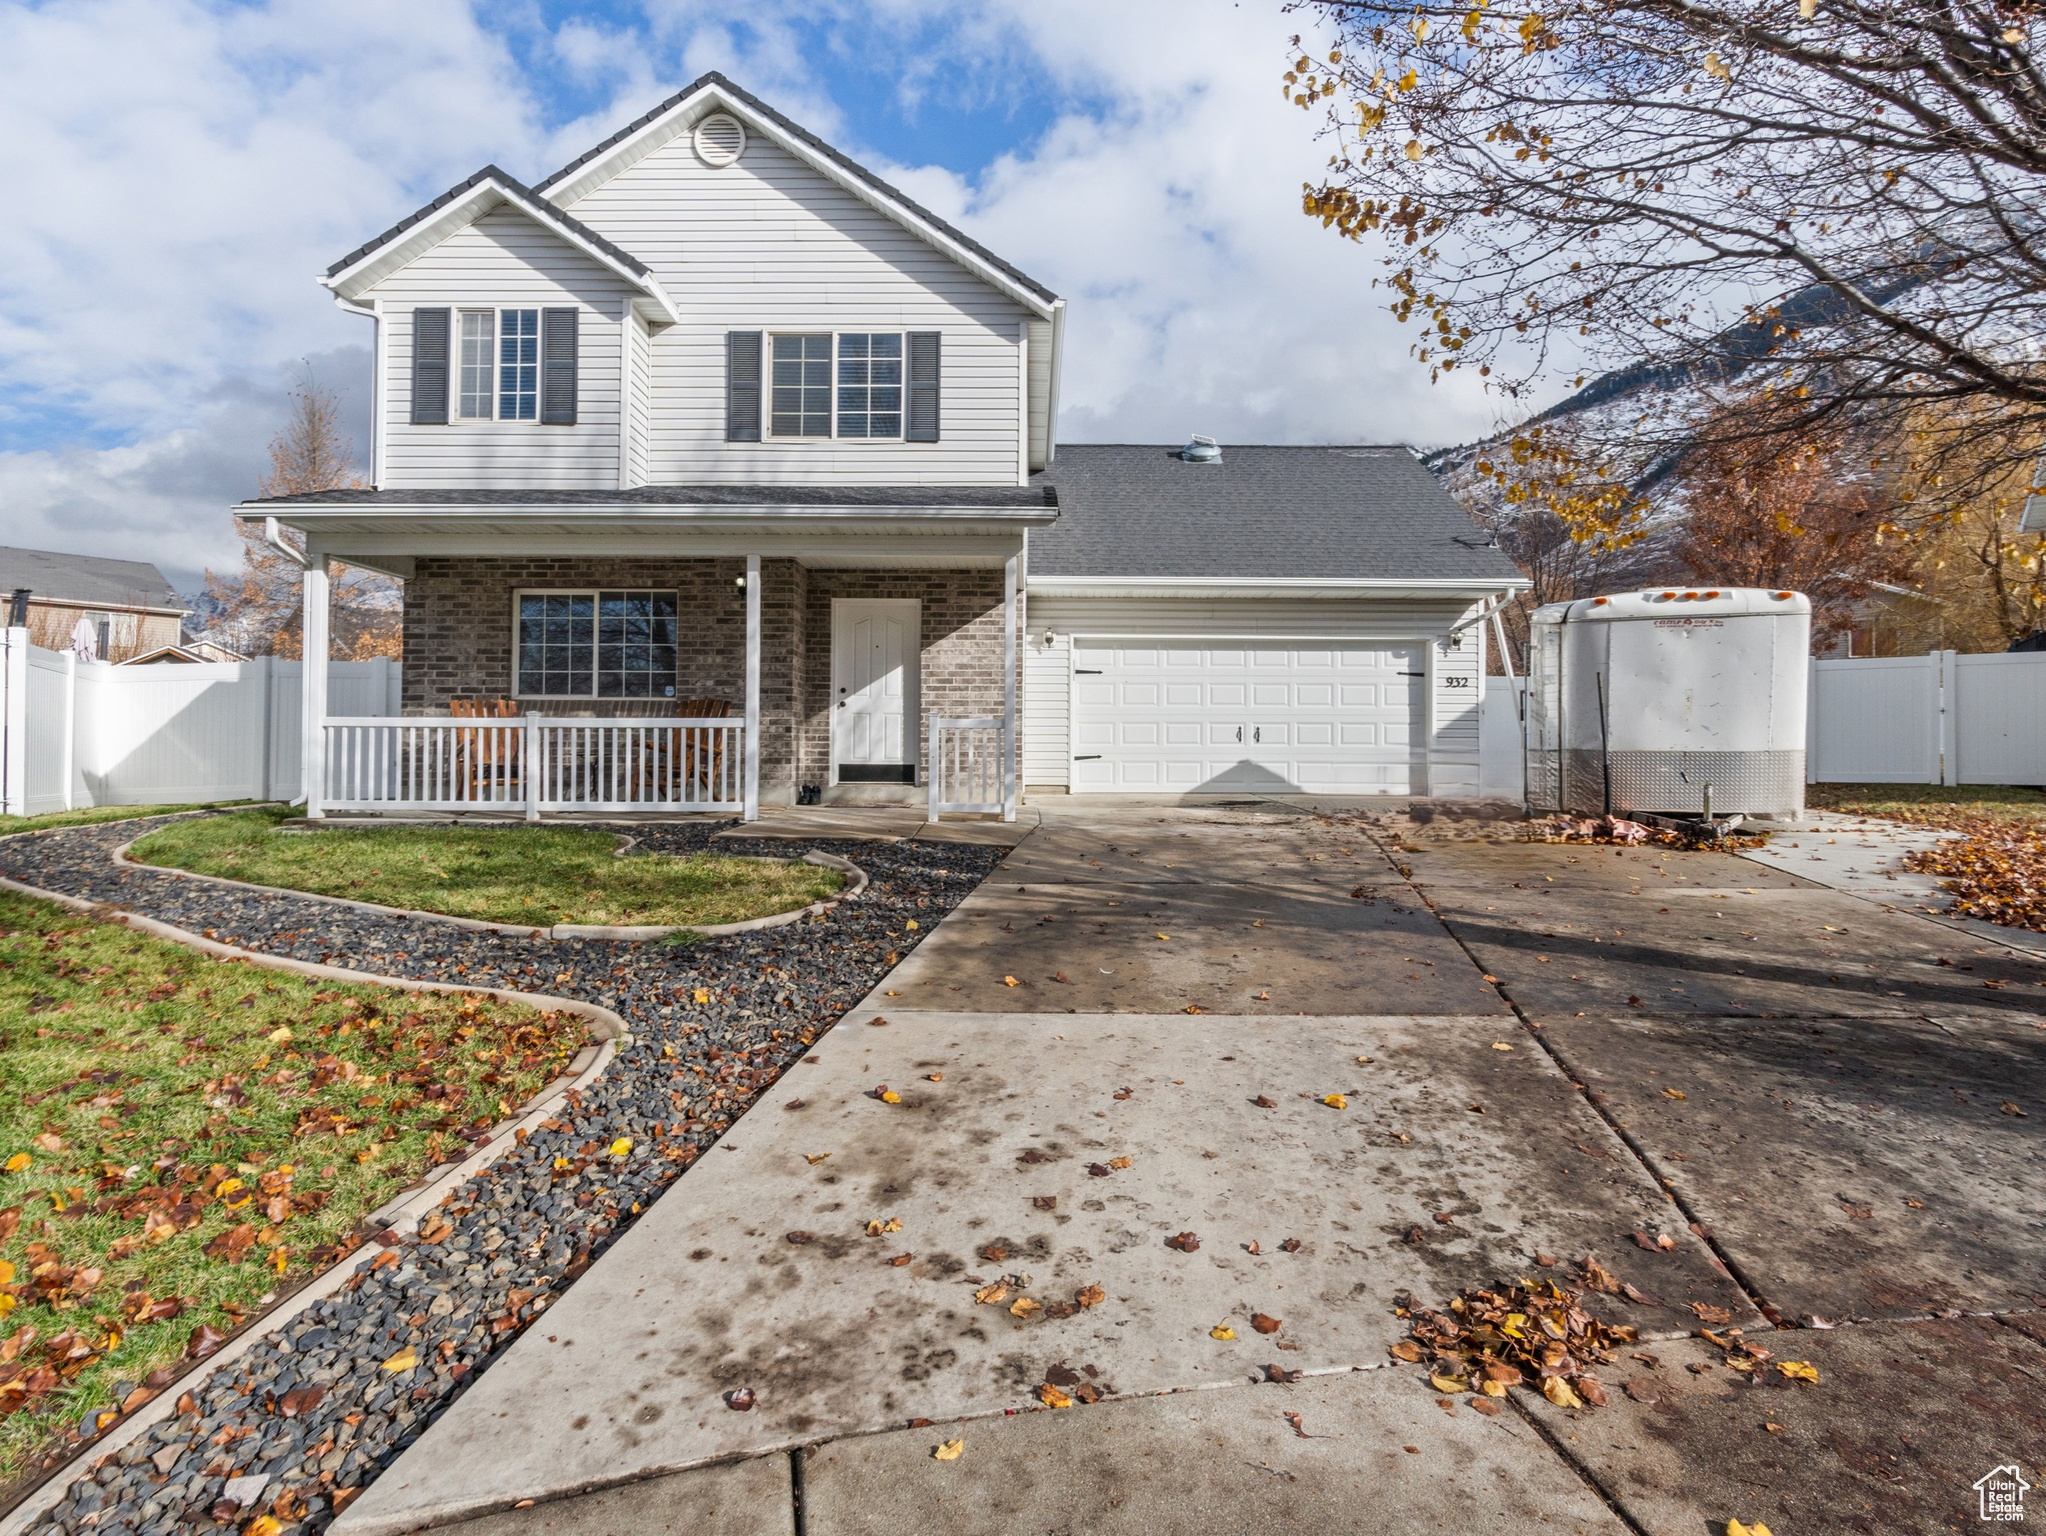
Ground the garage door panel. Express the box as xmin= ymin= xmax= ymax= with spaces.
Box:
xmin=1068 ymin=640 xmax=1424 ymax=794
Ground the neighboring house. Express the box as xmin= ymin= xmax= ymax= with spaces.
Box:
xmin=122 ymin=640 xmax=250 ymax=665
xmin=0 ymin=546 xmax=187 ymax=663
xmin=1819 ymin=581 xmax=1945 ymax=658
xmin=245 ymin=74 xmax=1525 ymax=820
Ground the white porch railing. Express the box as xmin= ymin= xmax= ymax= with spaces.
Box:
xmin=928 ymin=715 xmax=1012 ymax=819
xmin=319 ymin=716 xmax=745 ymax=817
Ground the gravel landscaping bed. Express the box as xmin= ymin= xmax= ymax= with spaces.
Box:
xmin=0 ymin=817 xmax=1001 ymax=1535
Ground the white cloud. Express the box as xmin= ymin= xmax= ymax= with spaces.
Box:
xmin=0 ymin=0 xmax=1536 ymax=595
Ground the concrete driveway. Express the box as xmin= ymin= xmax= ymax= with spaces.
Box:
xmin=337 ymin=800 xmax=2046 ymax=1536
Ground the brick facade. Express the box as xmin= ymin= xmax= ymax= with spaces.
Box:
xmin=401 ymin=557 xmax=1010 ymax=804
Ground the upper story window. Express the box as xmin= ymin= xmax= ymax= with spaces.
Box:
xmin=499 ymin=309 xmax=540 ymax=421
xmin=458 ymin=311 xmax=494 ymax=419
xmin=771 ymin=334 xmax=831 ymax=437
xmin=728 ymin=329 xmax=938 ymax=445
xmin=837 ymin=333 xmax=902 ymax=438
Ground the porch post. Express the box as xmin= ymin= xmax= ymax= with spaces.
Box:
xmin=1002 ymin=551 xmax=1018 ymax=822
xmin=743 ymin=553 xmax=761 ymax=821
xmin=300 ymin=555 xmax=330 ymax=817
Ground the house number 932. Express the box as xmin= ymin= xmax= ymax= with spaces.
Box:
xmin=1444 ymin=676 xmax=1471 ymax=687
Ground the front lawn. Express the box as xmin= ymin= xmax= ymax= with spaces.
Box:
xmin=1809 ymin=783 xmax=2046 ymax=931
xmin=0 ymin=803 xmax=260 ymax=837
xmin=0 ymin=889 xmax=583 ymax=1483
xmin=127 ymin=808 xmax=843 ymax=929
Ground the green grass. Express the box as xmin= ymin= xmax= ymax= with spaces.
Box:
xmin=0 ymin=889 xmax=583 ymax=1480
xmin=128 ymin=807 xmax=843 ymax=928
xmin=0 ymin=802 xmax=264 ymax=836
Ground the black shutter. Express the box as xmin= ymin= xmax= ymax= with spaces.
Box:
xmin=726 ymin=331 xmax=763 ymax=442
xmin=906 ymin=331 xmax=941 ymax=443
xmin=541 ymin=308 xmax=579 ymax=425
xmin=410 ymin=308 xmax=450 ymax=425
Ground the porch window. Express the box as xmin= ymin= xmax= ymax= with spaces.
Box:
xmin=770 ymin=334 xmax=831 ymax=437
xmin=836 ymin=333 xmax=902 ymax=438
xmin=515 ymin=590 xmax=678 ymax=698
xmin=499 ymin=308 xmax=540 ymax=421
xmin=458 ymin=311 xmax=494 ymax=419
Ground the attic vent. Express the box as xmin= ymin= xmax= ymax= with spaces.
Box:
xmin=1179 ymin=434 xmax=1221 ymax=463
xmin=693 ymin=114 xmax=746 ymax=167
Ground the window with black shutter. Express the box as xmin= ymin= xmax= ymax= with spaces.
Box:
xmin=906 ymin=331 xmax=940 ymax=442
xmin=726 ymin=331 xmax=762 ymax=441
xmin=410 ymin=308 xmax=450 ymax=425
xmin=540 ymin=308 xmax=578 ymax=425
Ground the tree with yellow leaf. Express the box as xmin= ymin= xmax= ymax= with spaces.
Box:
xmin=1287 ymin=0 xmax=2046 ymax=509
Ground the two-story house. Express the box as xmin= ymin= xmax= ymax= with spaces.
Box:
xmin=246 ymin=74 xmax=1525 ymax=821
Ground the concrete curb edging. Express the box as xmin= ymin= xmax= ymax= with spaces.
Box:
xmin=0 ymin=870 xmax=628 ymax=1536
xmin=108 ymin=839 xmax=867 ymax=943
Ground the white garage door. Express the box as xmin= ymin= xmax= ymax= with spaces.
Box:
xmin=1070 ymin=640 xmax=1425 ymax=793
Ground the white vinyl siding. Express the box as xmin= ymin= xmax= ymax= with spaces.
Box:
xmin=622 ymin=310 xmax=651 ymax=488
xmin=1026 ymin=317 xmax=1053 ymax=473
xmin=1024 ymin=631 xmax=1070 ymax=787
xmin=556 ymin=133 xmax=1030 ymax=484
xmin=1022 ymin=597 xmax=1493 ymax=797
xmin=375 ymin=206 xmax=630 ymax=489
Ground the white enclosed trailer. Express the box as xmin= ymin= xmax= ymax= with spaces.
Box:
xmin=1526 ymin=587 xmax=1811 ymax=817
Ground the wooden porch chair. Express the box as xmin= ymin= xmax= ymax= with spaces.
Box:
xmin=667 ymin=698 xmax=733 ymax=803
xmin=449 ymin=698 xmax=522 ymax=802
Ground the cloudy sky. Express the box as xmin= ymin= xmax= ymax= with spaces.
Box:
xmin=0 ymin=0 xmax=1541 ymax=595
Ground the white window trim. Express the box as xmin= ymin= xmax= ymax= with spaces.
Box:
xmin=761 ymin=329 xmax=907 ymax=442
xmin=510 ymin=587 xmax=681 ymax=701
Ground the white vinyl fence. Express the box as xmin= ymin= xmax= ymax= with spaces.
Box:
xmin=1 ymin=629 xmax=398 ymax=817
xmin=1809 ymin=650 xmax=2046 ymax=785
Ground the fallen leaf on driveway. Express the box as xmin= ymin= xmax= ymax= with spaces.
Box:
xmin=889 ymin=1253 xmax=913 ymax=1267
xmin=1011 ymin=1297 xmax=1043 ymax=1319
xmin=2004 ymin=1102 xmax=2029 ymax=1117
xmin=1839 ymin=1199 xmax=1872 ymax=1220
xmin=1491 ymin=1042 xmax=1514 ymax=1051
xmin=1623 ymin=1380 xmax=1659 ymax=1404
xmin=1002 ymin=976 xmax=1020 ymax=987
xmin=1777 ymin=1360 xmax=1819 ymax=1384
xmin=979 ymin=1243 xmax=1008 ymax=1262
xmin=1251 ymin=1313 xmax=1282 ymax=1334
xmin=1690 ymin=1302 xmax=1732 ymax=1324
xmin=974 ymin=1280 xmax=1009 ymax=1305
xmin=1322 ymin=1093 xmax=1348 ymax=1109
xmin=932 ymin=1439 xmax=964 ymax=1461
xmin=1662 ymin=1088 xmax=1687 ymax=1100
xmin=1086 ymin=1162 xmax=1112 ymax=1177
xmin=725 ymin=1388 xmax=755 ymax=1411
xmin=1165 ymin=1231 xmax=1201 ymax=1252
xmin=1390 ymin=1341 xmax=1423 ymax=1363
xmin=1210 ymin=1324 xmax=1236 ymax=1340
xmin=1542 ymin=1377 xmax=1584 ymax=1409
xmin=1108 ymin=1156 xmax=1132 ymax=1170
xmin=1470 ymin=1397 xmax=1502 ymax=1416
xmin=1279 ymin=1237 xmax=1302 ymax=1252
xmin=786 ymin=1231 xmax=814 ymax=1245
xmin=805 ymin=1153 xmax=831 ymax=1165
xmin=1252 ymin=1095 xmax=1277 ymax=1109
xmin=1033 ymin=1196 xmax=1057 ymax=1211
xmin=1076 ymin=1284 xmax=1106 ymax=1308
xmin=1621 ymin=1283 xmax=1658 ymax=1305
xmin=1727 ymin=1521 xmax=1775 ymax=1536
xmin=1244 ymin=1240 xmax=1261 ymax=1256
xmin=1431 ymin=1371 xmax=1470 ymax=1393
xmin=867 ymin=1217 xmax=902 ymax=1237
xmin=1038 ymin=1382 xmax=1073 ymax=1408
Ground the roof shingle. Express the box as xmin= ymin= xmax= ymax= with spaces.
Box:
xmin=1029 ymin=444 xmax=1524 ymax=583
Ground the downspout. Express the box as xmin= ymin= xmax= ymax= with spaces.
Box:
xmin=265 ymin=518 xmax=309 ymax=571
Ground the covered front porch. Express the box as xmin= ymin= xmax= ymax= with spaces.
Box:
xmin=253 ymin=489 xmax=1058 ymax=823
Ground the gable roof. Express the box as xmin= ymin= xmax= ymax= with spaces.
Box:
xmin=0 ymin=546 xmax=184 ymax=611
xmin=322 ymin=166 xmax=679 ymax=322
xmin=534 ymin=72 xmax=1061 ymax=317
xmin=1029 ymin=445 xmax=1527 ymax=587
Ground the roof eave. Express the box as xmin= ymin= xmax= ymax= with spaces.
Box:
xmin=1025 ymin=575 xmax=1532 ymax=600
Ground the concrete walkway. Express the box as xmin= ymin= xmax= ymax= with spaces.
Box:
xmin=336 ymin=799 xmax=2046 ymax=1536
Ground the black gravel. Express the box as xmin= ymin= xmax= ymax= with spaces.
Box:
xmin=0 ymin=817 xmax=1001 ymax=1535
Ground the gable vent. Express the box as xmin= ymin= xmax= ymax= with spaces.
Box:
xmin=693 ymin=113 xmax=747 ymax=167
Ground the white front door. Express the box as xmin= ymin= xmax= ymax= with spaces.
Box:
xmin=832 ymin=599 xmax=921 ymax=783
xmin=1070 ymin=640 xmax=1425 ymax=793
